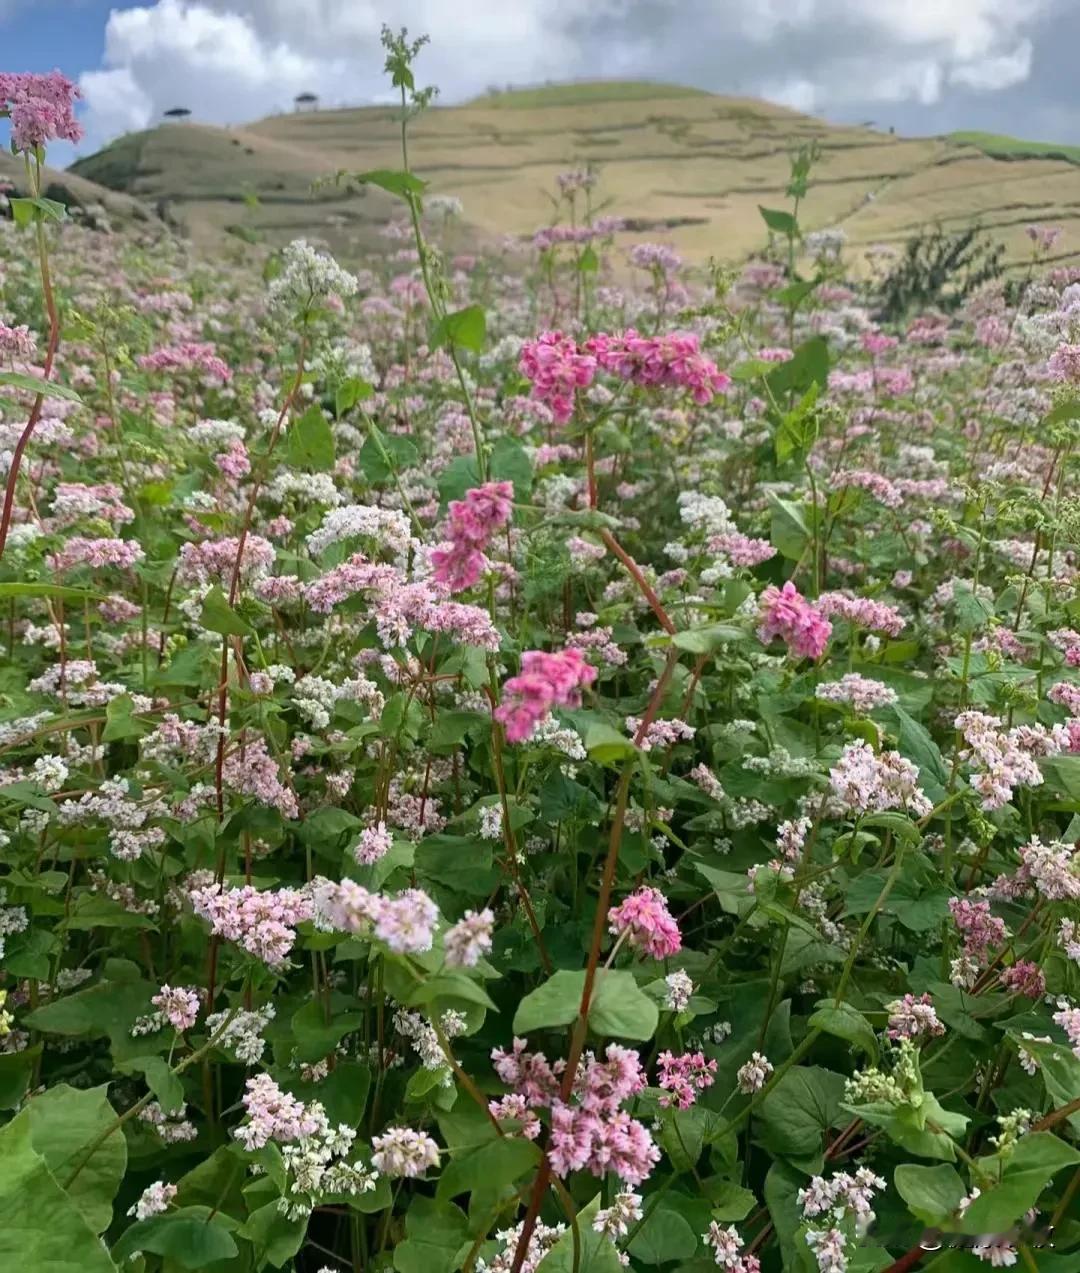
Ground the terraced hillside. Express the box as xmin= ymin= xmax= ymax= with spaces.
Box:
xmin=70 ymin=81 xmax=1080 ymax=268
xmin=0 ymin=150 xmax=159 ymax=234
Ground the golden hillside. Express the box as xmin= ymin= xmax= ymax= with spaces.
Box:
xmin=69 ymin=82 xmax=1080 ymax=269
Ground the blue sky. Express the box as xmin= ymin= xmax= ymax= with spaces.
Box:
xmin=3 ymin=1 xmax=118 ymax=75
xmin=3 ymin=1 xmax=1079 ymax=168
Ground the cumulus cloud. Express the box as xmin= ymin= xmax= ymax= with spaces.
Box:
xmin=61 ymin=0 xmax=1068 ymax=156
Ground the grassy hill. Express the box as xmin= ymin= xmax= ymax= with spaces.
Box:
xmin=69 ymin=82 xmax=1080 ymax=270
xmin=0 ymin=150 xmax=158 ymax=233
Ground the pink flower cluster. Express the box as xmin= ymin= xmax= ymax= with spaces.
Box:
xmin=519 ymin=327 xmax=730 ymax=422
xmin=222 ymin=736 xmax=297 ymax=818
xmin=519 ymin=331 xmax=597 ymax=424
xmin=625 ymin=716 xmax=696 ymax=752
xmin=314 ymin=878 xmax=439 ymax=954
xmin=886 ymin=993 xmax=945 ymax=1041
xmin=708 ymin=531 xmax=776 ymax=567
xmin=189 ymin=881 xmax=313 ymax=968
xmin=50 ymin=482 xmax=134 ymax=528
xmin=138 ymin=342 xmax=231 ymax=383
xmin=491 ymin=1039 xmax=659 ymax=1185
xmin=177 ymin=535 xmax=275 ymax=587
xmin=151 ymin=984 xmax=200 ymax=1032
xmin=0 ymin=322 xmax=35 ymax=359
xmin=1048 ymin=343 xmax=1080 ymax=382
xmin=0 ymin=71 xmax=82 ymax=151
xmin=948 ymin=897 xmax=1006 ymax=957
xmin=431 ymin=480 xmax=513 ymax=593
xmin=586 ymin=328 xmax=730 ymax=404
xmin=955 ymin=710 xmax=1057 ymax=811
xmin=608 ymin=885 xmax=682 ymax=959
xmin=756 ymin=581 xmax=832 ymax=660
xmin=1000 ymin=960 xmax=1046 ymax=998
xmin=47 ymin=536 xmax=145 ymax=573
xmin=657 ymin=1050 xmax=717 ymax=1109
xmin=1012 ymin=835 xmax=1080 ymax=902
xmin=816 ymin=591 xmax=905 ymax=637
xmin=704 ymin=1223 xmax=761 ymax=1273
xmin=829 ymin=740 xmax=932 ymax=817
xmin=235 ymin=1073 xmax=323 ymax=1150
xmin=495 ymin=647 xmax=596 ymax=743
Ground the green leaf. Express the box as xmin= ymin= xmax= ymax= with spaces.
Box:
xmin=759 ymin=205 xmax=798 ymax=236
xmin=708 ymin=1179 xmax=757 ymax=1221
xmin=287 ymin=402 xmax=335 ymax=471
xmin=952 ymin=584 xmax=994 ymax=635
xmin=808 ymin=1000 xmax=878 ymax=1061
xmin=102 ymin=693 xmax=148 ymax=742
xmin=1044 ymin=397 xmax=1080 ymax=426
xmin=8 ymin=194 xmax=66 ymax=224
xmin=768 ymin=493 xmax=812 ymax=560
xmin=13 ymin=1084 xmax=126 ymax=1233
xmin=672 ymin=623 xmax=749 ymax=654
xmin=766 ymin=336 xmax=830 ymax=398
xmin=358 ymin=426 xmax=418 ymax=483
xmin=537 ymin=1194 xmax=624 ymax=1273
xmin=113 ymin=1207 xmax=238 ymax=1269
xmin=118 ymin=1055 xmax=184 ymax=1113
xmin=490 ymin=435 xmax=532 ymax=501
xmin=1039 ymin=754 xmax=1080 ymax=803
xmin=335 ymin=375 xmax=374 ymax=415
xmin=0 ymin=1117 xmax=118 ymax=1273
xmin=757 ymin=1066 xmax=846 ymax=1166
xmin=0 ymin=1044 xmax=38 ymax=1109
xmin=513 ymin=968 xmax=656 ymax=1039
xmin=198 ymin=584 xmax=253 ymax=637
xmin=514 ymin=969 xmax=583 ymax=1034
xmin=658 ymin=1104 xmax=719 ymax=1174
xmin=431 ymin=304 xmax=486 ymax=353
xmin=583 ymin=720 xmax=637 ymax=765
xmin=589 ymin=970 xmax=660 ymax=1041
xmin=627 ymin=1204 xmax=698 ymax=1265
xmin=290 ymin=997 xmax=365 ymax=1064
xmin=959 ymin=1133 xmax=1080 ymax=1234
xmin=694 ymin=864 xmax=755 ymax=921
xmin=438 ymin=436 xmax=532 ymax=506
xmin=777 ymin=276 xmax=820 ymax=308
xmin=241 ymin=1199 xmax=305 ymax=1267
xmin=437 ymin=1135 xmax=540 ymax=1201
xmin=392 ymin=1196 xmax=468 ymax=1273
xmin=579 ymin=244 xmax=599 ymax=273
xmin=894 ymin=1163 xmax=966 ymax=1226
xmin=775 ymin=383 xmax=821 ymax=463
xmin=0 ymin=370 xmax=83 ymax=403
xmin=0 ymin=582 xmax=104 ymax=601
xmin=354 ymin=169 xmax=428 ymax=200
xmin=731 ymin=358 xmax=774 ymax=382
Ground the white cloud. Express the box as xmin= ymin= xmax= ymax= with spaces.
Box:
xmin=950 ymin=40 xmax=1034 ymax=91
xmin=67 ymin=0 xmax=1063 ymax=156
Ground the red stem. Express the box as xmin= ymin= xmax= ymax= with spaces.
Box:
xmin=0 ymin=183 xmax=61 ymax=563
xmin=509 ymin=647 xmax=680 ymax=1273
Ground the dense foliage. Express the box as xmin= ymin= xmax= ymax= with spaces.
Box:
xmin=3 ymin=35 xmax=1080 ymax=1273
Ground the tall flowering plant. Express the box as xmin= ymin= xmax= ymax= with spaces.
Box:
xmin=1 ymin=30 xmax=1080 ymax=1273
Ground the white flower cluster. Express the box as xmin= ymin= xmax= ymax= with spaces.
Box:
xmin=677 ymin=490 xmax=734 ymax=536
xmin=306 ymin=504 xmax=413 ymax=559
xmin=189 ymin=417 xmax=245 ymax=448
xmin=268 ymin=239 xmax=358 ymax=316
xmin=205 ymin=1004 xmax=276 ymax=1064
xmin=292 ymin=674 xmax=384 ymax=731
xmin=0 ymin=887 xmax=29 ymax=961
xmin=265 ymin=470 xmax=344 ymax=508
xmin=280 ymin=1116 xmax=378 ymax=1221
